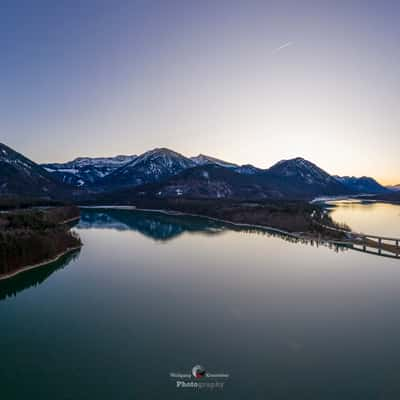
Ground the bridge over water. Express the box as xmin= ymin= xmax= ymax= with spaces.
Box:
xmin=313 ymin=219 xmax=400 ymax=259
xmin=349 ymin=232 xmax=400 ymax=259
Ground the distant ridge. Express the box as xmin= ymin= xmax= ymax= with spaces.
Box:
xmin=39 ymin=148 xmax=397 ymax=199
xmin=42 ymin=154 xmax=137 ymax=186
xmin=387 ymin=184 xmax=400 ymax=191
xmin=111 ymin=158 xmax=354 ymax=201
xmin=41 ymin=149 xmax=390 ymax=195
xmin=335 ymin=176 xmax=389 ymax=194
xmin=191 ymin=154 xmax=239 ymax=169
xmin=0 ymin=143 xmax=393 ymax=202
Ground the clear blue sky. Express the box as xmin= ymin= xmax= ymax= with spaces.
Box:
xmin=1 ymin=0 xmax=399 ymax=184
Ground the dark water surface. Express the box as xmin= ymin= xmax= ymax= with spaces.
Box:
xmin=1 ymin=208 xmax=400 ymax=399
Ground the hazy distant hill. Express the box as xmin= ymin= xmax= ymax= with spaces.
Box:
xmin=387 ymin=184 xmax=400 ymax=191
xmin=334 ymin=176 xmax=389 ymax=194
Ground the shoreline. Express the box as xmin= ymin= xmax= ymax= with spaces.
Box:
xmin=81 ymin=205 xmax=301 ymax=238
xmin=0 ymin=245 xmax=82 ymax=282
xmin=60 ymin=216 xmax=81 ymax=225
xmin=81 ymin=205 xmax=400 ymax=258
xmin=134 ymin=207 xmax=304 ymax=239
xmin=80 ymin=205 xmax=349 ymax=244
xmin=311 ymin=196 xmax=400 ymax=206
xmin=310 ymin=194 xmax=376 ymax=204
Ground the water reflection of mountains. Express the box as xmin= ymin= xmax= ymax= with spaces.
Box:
xmin=0 ymin=250 xmax=81 ymax=301
xmin=78 ymin=209 xmax=348 ymax=255
xmin=78 ymin=209 xmax=227 ymax=241
xmin=0 ymin=210 xmax=349 ymax=301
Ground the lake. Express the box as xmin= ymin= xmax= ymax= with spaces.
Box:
xmin=1 ymin=206 xmax=400 ymax=399
xmin=328 ymin=199 xmax=400 ymax=238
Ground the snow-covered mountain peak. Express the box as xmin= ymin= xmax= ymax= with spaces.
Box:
xmin=234 ymin=164 xmax=262 ymax=175
xmin=41 ymin=154 xmax=138 ymax=186
xmin=125 ymin=148 xmax=195 ymax=170
xmin=100 ymin=148 xmax=196 ymax=188
xmin=191 ymin=154 xmax=239 ymax=169
xmin=72 ymin=155 xmax=136 ymax=166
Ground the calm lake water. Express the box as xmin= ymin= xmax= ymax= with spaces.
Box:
xmin=1 ymin=207 xmax=400 ymax=399
xmin=328 ymin=200 xmax=400 ymax=237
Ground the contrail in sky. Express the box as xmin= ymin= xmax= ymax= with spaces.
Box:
xmin=272 ymin=41 xmax=293 ymax=54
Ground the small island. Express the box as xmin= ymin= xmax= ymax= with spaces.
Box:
xmin=0 ymin=206 xmax=82 ymax=280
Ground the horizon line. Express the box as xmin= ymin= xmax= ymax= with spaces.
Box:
xmin=4 ymin=143 xmax=395 ymax=187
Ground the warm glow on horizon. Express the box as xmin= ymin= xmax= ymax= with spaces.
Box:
xmin=1 ymin=1 xmax=399 ymax=185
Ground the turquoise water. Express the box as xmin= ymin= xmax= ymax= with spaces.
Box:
xmin=1 ymin=208 xmax=400 ymax=399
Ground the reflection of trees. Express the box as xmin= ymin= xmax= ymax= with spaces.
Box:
xmin=79 ymin=209 xmax=349 ymax=253
xmin=225 ymin=225 xmax=349 ymax=254
xmin=0 ymin=249 xmax=80 ymax=301
xmin=79 ymin=209 xmax=226 ymax=241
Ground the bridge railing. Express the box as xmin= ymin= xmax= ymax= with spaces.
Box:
xmin=311 ymin=218 xmax=400 ymax=258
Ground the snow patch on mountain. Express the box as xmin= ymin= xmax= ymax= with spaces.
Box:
xmin=191 ymin=154 xmax=238 ymax=169
xmin=42 ymin=154 xmax=137 ymax=186
xmin=102 ymin=148 xmax=196 ymax=188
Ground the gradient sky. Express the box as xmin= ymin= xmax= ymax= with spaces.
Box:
xmin=1 ymin=0 xmax=399 ymax=184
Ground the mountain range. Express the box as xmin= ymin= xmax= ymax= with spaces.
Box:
xmin=42 ymin=155 xmax=137 ymax=186
xmin=0 ymin=143 xmax=393 ymax=203
xmin=43 ymin=150 xmax=263 ymax=188
xmin=0 ymin=143 xmax=75 ymax=200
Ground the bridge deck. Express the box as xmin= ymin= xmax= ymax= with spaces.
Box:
xmin=313 ymin=220 xmax=400 ymax=258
